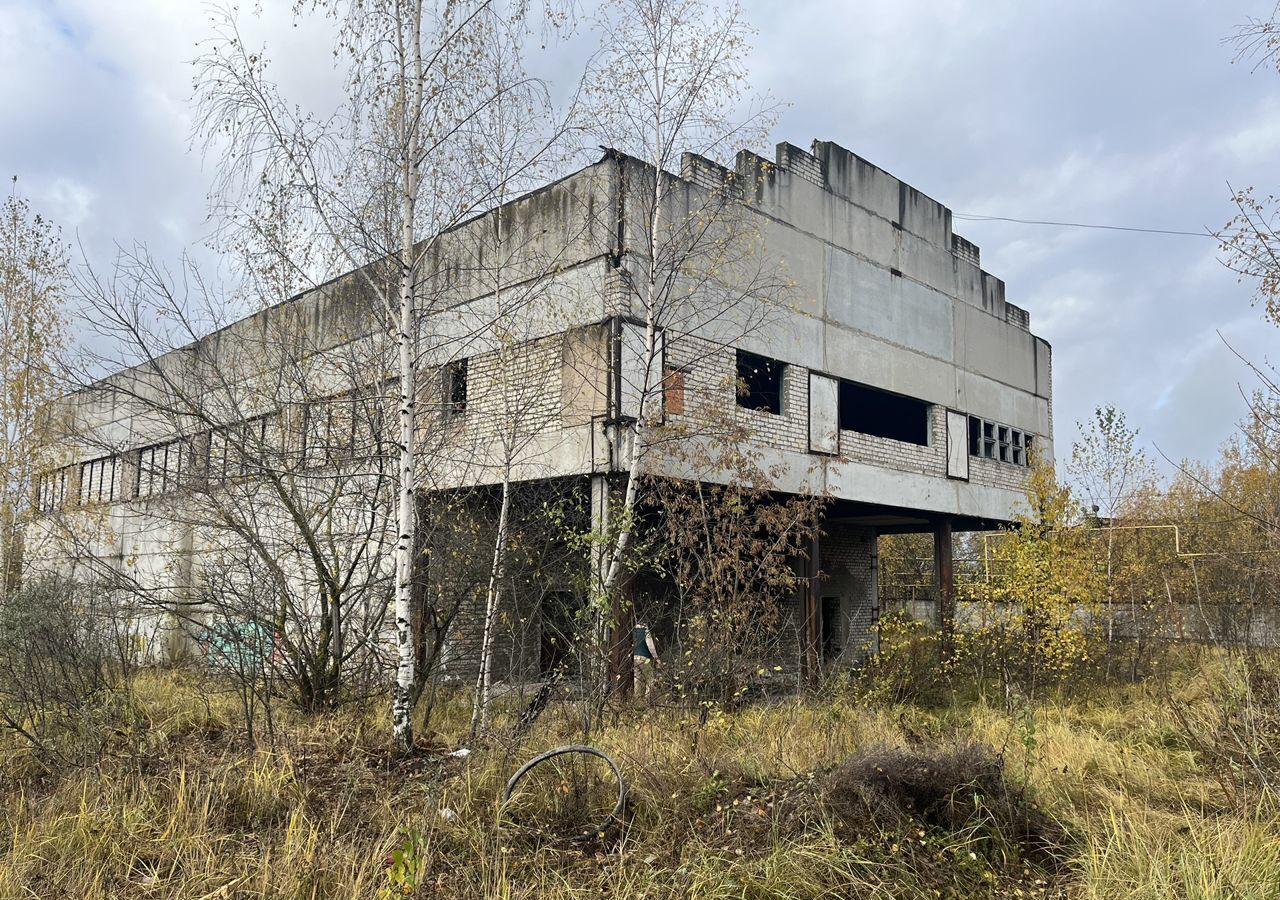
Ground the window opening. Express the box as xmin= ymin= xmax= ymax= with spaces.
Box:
xmin=447 ymin=359 xmax=468 ymax=416
xmin=735 ymin=349 xmax=783 ymax=415
xmin=838 ymin=380 xmax=929 ymax=445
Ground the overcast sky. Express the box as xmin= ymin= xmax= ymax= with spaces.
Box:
xmin=4 ymin=0 xmax=1279 ymax=470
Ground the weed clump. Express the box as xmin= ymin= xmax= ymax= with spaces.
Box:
xmin=824 ymin=742 xmax=1070 ymax=869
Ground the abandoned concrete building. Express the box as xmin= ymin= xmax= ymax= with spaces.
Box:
xmin=29 ymin=139 xmax=1053 ymax=685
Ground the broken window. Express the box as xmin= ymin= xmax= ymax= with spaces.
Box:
xmin=967 ymin=415 xmax=1035 ymax=467
xmin=735 ymin=349 xmax=784 ymax=415
xmin=78 ymin=455 xmax=117 ymax=504
xmin=136 ymin=443 xmax=176 ymax=497
xmin=447 ymin=359 xmax=468 ymax=417
xmin=539 ymin=590 xmax=582 ymax=676
xmin=36 ymin=468 xmax=68 ymax=513
xmin=838 ymin=380 xmax=930 ymax=445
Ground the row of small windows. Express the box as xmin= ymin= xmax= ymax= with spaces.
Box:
xmin=734 ymin=349 xmax=931 ymax=447
xmin=968 ymin=416 xmax=1034 ymax=467
xmin=733 ymin=349 xmax=1037 ymax=465
xmin=35 ymin=361 xmax=478 ymax=515
xmin=34 ymin=391 xmax=394 ymax=514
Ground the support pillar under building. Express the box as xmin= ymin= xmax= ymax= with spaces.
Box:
xmin=933 ymin=518 xmax=955 ymax=661
xmin=801 ymin=525 xmax=822 ymax=685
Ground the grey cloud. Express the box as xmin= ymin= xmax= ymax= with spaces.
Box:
xmin=4 ymin=0 xmax=1278 ymax=472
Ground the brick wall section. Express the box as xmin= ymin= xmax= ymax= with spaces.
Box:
xmin=776 ymin=143 xmax=825 ymax=187
xmin=437 ymin=575 xmax=545 ymax=684
xmin=1046 ymin=347 xmax=1054 ymax=440
xmin=839 ymin=406 xmax=946 ymax=477
xmin=1005 ymin=303 xmax=1030 ymax=330
xmin=604 ymin=267 xmax=629 ymax=317
xmin=951 ymin=233 xmax=981 ymax=266
xmin=822 ymin=526 xmax=878 ymax=661
xmin=777 ymin=524 xmax=879 ymax=672
xmin=421 ymin=332 xmax=565 ymax=467
xmin=969 ymin=455 xmax=1030 ymax=493
xmin=680 ymin=152 xmax=734 ymax=194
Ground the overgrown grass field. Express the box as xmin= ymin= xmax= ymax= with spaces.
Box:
xmin=3 ymin=656 xmax=1279 ymax=898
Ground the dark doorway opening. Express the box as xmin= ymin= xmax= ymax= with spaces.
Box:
xmin=539 ymin=590 xmax=582 ymax=676
xmin=821 ymin=596 xmax=842 ymax=661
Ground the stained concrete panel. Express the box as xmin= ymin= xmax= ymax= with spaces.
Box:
xmin=824 ymin=250 xmax=954 ymax=361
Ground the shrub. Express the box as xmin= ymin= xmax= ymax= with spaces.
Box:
xmin=0 ymin=576 xmax=130 ymax=763
xmin=855 ymin=610 xmax=944 ymax=704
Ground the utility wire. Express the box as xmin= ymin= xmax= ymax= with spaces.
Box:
xmin=953 ymin=213 xmax=1214 ymax=239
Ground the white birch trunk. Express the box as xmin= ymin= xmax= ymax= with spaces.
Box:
xmin=471 ymin=471 xmax=511 ymax=736
xmin=391 ymin=0 xmax=425 ymax=752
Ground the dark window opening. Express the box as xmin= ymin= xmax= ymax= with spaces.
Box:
xmin=735 ymin=349 xmax=784 ymax=415
xmin=447 ymin=359 xmax=468 ymax=416
xmin=838 ymin=380 xmax=929 ymax=445
xmin=968 ymin=415 xmax=981 ymax=456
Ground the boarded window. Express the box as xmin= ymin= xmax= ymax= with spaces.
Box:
xmin=946 ymin=410 xmax=969 ymax=480
xmin=736 ymin=349 xmax=784 ymax=415
xmin=663 ymin=367 xmax=686 ymax=416
xmin=838 ymin=381 xmax=929 ymax=445
xmin=808 ymin=372 xmax=839 ymax=454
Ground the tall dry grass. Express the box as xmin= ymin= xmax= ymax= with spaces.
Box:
xmin=1 ymin=660 xmax=1278 ymax=898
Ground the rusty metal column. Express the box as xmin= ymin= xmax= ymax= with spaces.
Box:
xmin=933 ymin=518 xmax=955 ymax=662
xmin=802 ymin=527 xmax=821 ymax=685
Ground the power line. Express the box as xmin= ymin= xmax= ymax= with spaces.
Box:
xmin=953 ymin=213 xmax=1214 ymax=238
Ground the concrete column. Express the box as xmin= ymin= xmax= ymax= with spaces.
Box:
xmin=801 ymin=526 xmax=821 ymax=685
xmin=933 ymin=518 xmax=955 ymax=661
xmin=870 ymin=532 xmax=881 ymax=656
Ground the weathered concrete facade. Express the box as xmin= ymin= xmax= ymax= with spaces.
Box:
xmin=29 ymin=139 xmax=1052 ymax=680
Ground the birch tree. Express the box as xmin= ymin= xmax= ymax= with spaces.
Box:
xmin=195 ymin=0 xmax=568 ymax=749
xmin=0 ymin=181 xmax=69 ymax=602
xmin=1069 ymin=405 xmax=1160 ymax=675
xmin=581 ymin=0 xmax=782 ymax=691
